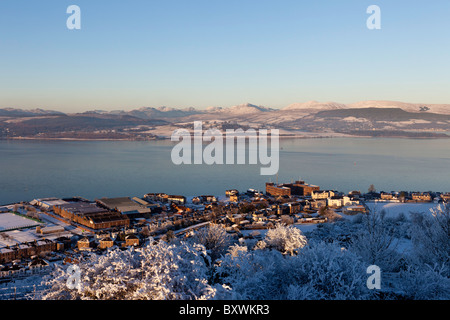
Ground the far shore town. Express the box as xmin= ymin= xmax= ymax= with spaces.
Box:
xmin=1 ymin=179 xmax=448 ymax=288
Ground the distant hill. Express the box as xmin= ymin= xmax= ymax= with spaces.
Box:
xmin=282 ymin=100 xmax=450 ymax=116
xmin=0 ymin=113 xmax=168 ymax=139
xmin=315 ymin=107 xmax=450 ymax=122
xmin=1 ymin=100 xmax=449 ymax=139
xmin=0 ymin=108 xmax=65 ymax=117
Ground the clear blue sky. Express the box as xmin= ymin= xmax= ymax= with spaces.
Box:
xmin=1 ymin=0 xmax=449 ymax=112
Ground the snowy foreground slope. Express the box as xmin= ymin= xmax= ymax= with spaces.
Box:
xmin=4 ymin=203 xmax=450 ymax=300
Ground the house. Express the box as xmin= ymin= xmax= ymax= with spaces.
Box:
xmin=77 ymin=237 xmax=94 ymax=250
xmin=277 ymin=202 xmax=302 ymax=215
xmin=441 ymin=193 xmax=450 ymax=202
xmin=411 ymin=192 xmax=432 ymax=202
xmin=310 ymin=199 xmax=327 ymax=209
xmin=226 ymin=189 xmax=239 ymax=197
xmin=229 ymin=214 xmax=245 ymax=224
xmin=124 ymin=234 xmax=139 ymax=247
xmin=343 ymin=205 xmax=367 ymax=215
xmin=327 ymin=196 xmax=343 ymax=208
xmin=342 ymin=196 xmax=359 ymax=206
xmin=28 ymin=257 xmax=49 ymax=270
xmin=167 ymin=195 xmax=186 ymax=205
xmin=192 ymin=195 xmax=217 ymax=204
xmin=0 ymin=248 xmax=15 ymax=264
xmin=312 ymin=190 xmax=336 ymax=200
xmin=348 ymin=191 xmax=361 ymax=199
xmin=99 ymin=237 xmax=114 ymax=249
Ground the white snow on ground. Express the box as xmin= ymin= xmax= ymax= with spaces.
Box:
xmin=365 ymin=202 xmax=438 ymax=219
xmin=294 ymin=223 xmax=318 ymax=233
xmin=0 ymin=212 xmax=42 ymax=231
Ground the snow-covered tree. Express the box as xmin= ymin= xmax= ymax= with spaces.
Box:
xmin=191 ymin=223 xmax=232 ymax=261
xmin=410 ymin=203 xmax=450 ymax=269
xmin=257 ymin=224 xmax=307 ymax=255
xmin=214 ymin=245 xmax=285 ymax=300
xmin=396 ymin=264 xmax=450 ymax=300
xmin=286 ymin=242 xmax=373 ymax=300
xmin=348 ymin=209 xmax=401 ymax=272
xmin=215 ymin=241 xmax=372 ymax=300
xmin=40 ymin=240 xmax=227 ymax=300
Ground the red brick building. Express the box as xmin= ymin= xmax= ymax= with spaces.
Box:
xmin=266 ymin=180 xmax=320 ymax=197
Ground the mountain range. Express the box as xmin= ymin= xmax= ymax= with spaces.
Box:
xmin=1 ymin=100 xmax=449 ymax=139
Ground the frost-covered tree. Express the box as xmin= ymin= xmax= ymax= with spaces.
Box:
xmin=215 ymin=241 xmax=372 ymax=300
xmin=214 ymin=244 xmax=286 ymax=300
xmin=256 ymin=224 xmax=307 ymax=255
xmin=396 ymin=264 xmax=450 ymax=300
xmin=410 ymin=204 xmax=450 ymax=269
xmin=348 ymin=209 xmax=400 ymax=272
xmin=286 ymin=242 xmax=373 ymax=300
xmin=40 ymin=240 xmax=227 ymax=300
xmin=191 ymin=223 xmax=232 ymax=261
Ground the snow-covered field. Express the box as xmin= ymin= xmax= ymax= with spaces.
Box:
xmin=0 ymin=212 xmax=42 ymax=231
xmin=365 ymin=201 xmax=438 ymax=219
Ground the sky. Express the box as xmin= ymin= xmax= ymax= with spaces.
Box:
xmin=0 ymin=0 xmax=450 ymax=112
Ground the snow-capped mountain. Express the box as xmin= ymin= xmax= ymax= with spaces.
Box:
xmin=0 ymin=108 xmax=65 ymax=117
xmin=283 ymin=100 xmax=450 ymax=115
xmin=283 ymin=101 xmax=348 ymax=111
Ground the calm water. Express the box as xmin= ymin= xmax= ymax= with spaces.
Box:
xmin=1 ymin=138 xmax=449 ymax=205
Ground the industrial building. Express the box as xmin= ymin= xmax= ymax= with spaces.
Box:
xmin=53 ymin=200 xmax=129 ymax=231
xmin=266 ymin=180 xmax=320 ymax=197
xmin=96 ymin=197 xmax=153 ymax=218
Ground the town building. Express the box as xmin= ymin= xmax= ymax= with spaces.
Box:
xmin=441 ymin=193 xmax=450 ymax=202
xmin=311 ymin=190 xmax=336 ymax=200
xmin=0 ymin=239 xmax=57 ymax=263
xmin=98 ymin=237 xmax=114 ymax=249
xmin=53 ymin=200 xmax=130 ymax=231
xmin=266 ymin=180 xmax=320 ymax=197
xmin=96 ymin=197 xmax=153 ymax=218
xmin=225 ymin=189 xmax=239 ymax=197
xmin=124 ymin=234 xmax=140 ymax=247
xmin=411 ymin=192 xmax=432 ymax=202
xmin=327 ymin=196 xmax=344 ymax=208
xmin=342 ymin=205 xmax=367 ymax=215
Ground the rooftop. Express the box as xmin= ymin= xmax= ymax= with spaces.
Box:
xmin=58 ymin=202 xmax=107 ymax=216
xmin=96 ymin=197 xmax=152 ymax=214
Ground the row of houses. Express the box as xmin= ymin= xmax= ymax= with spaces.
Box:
xmin=0 ymin=257 xmax=51 ymax=279
xmin=144 ymin=193 xmax=186 ymax=205
xmin=77 ymin=233 xmax=141 ymax=251
xmin=0 ymin=239 xmax=57 ymax=264
xmin=378 ymin=191 xmax=446 ymax=202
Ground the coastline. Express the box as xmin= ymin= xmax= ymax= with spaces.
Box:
xmin=3 ymin=132 xmax=449 ymax=141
